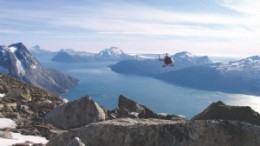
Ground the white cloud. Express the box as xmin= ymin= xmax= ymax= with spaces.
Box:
xmin=0 ymin=0 xmax=259 ymax=56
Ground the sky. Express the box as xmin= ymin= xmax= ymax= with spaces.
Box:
xmin=0 ymin=0 xmax=259 ymax=56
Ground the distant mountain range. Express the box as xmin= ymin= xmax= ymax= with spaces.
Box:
xmin=0 ymin=42 xmax=78 ymax=95
xmin=111 ymin=51 xmax=212 ymax=76
xmin=52 ymin=47 xmax=137 ymax=63
xmin=111 ymin=52 xmax=260 ymax=96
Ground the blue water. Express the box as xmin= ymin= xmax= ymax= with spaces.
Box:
xmin=42 ymin=61 xmax=260 ymax=118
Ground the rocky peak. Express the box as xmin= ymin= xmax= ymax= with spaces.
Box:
xmin=172 ymin=51 xmax=212 ymax=68
xmin=117 ymin=95 xmax=158 ymax=118
xmin=0 ymin=42 xmax=78 ymax=95
xmin=191 ymin=100 xmax=260 ymax=126
xmin=51 ymin=51 xmax=76 ymax=63
xmin=97 ymin=47 xmax=125 ymax=57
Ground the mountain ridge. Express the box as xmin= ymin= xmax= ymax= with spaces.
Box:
xmin=0 ymin=42 xmax=78 ymax=95
xmin=111 ymin=52 xmax=260 ymax=96
xmin=51 ymin=47 xmax=136 ymax=63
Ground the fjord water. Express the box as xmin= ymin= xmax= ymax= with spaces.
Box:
xmin=43 ymin=61 xmax=260 ymax=118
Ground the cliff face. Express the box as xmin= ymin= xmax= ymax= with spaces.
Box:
xmin=0 ymin=42 xmax=78 ymax=95
xmin=47 ymin=118 xmax=260 ymax=146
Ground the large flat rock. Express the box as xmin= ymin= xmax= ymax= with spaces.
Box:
xmin=47 ymin=118 xmax=260 ymax=146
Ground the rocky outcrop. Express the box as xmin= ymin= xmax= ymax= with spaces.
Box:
xmin=107 ymin=95 xmax=185 ymax=121
xmin=191 ymin=101 xmax=260 ymax=126
xmin=0 ymin=73 xmax=64 ymax=138
xmin=47 ymin=118 xmax=260 ymax=146
xmin=67 ymin=137 xmax=85 ymax=146
xmin=45 ymin=96 xmax=106 ymax=129
xmin=117 ymin=95 xmax=157 ymax=118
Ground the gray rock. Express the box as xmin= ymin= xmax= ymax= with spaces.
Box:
xmin=192 ymin=101 xmax=260 ymax=126
xmin=67 ymin=137 xmax=85 ymax=146
xmin=46 ymin=118 xmax=260 ymax=146
xmin=0 ymin=131 xmax=13 ymax=139
xmin=4 ymin=88 xmax=32 ymax=101
xmin=45 ymin=96 xmax=106 ymax=129
xmin=118 ymin=95 xmax=157 ymax=118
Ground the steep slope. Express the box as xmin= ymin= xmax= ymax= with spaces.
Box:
xmin=0 ymin=73 xmax=64 ymax=138
xmin=0 ymin=42 xmax=78 ymax=95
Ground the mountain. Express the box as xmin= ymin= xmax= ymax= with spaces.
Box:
xmin=51 ymin=47 xmax=136 ymax=63
xmin=173 ymin=51 xmax=213 ymax=68
xmin=51 ymin=50 xmax=78 ymax=63
xmin=110 ymin=51 xmax=213 ymax=76
xmin=0 ymin=42 xmax=78 ymax=95
xmin=29 ymin=45 xmax=57 ymax=62
xmin=29 ymin=45 xmax=53 ymax=55
xmin=156 ymin=56 xmax=260 ymax=95
xmin=95 ymin=47 xmax=135 ymax=61
xmin=111 ymin=52 xmax=260 ymax=95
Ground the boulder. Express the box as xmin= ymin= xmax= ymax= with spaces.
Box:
xmin=0 ymin=131 xmax=13 ymax=139
xmin=47 ymin=118 xmax=260 ymax=146
xmin=4 ymin=88 xmax=32 ymax=101
xmin=118 ymin=95 xmax=157 ymax=118
xmin=45 ymin=96 xmax=106 ymax=129
xmin=0 ymin=84 xmax=8 ymax=93
xmin=67 ymin=137 xmax=85 ymax=146
xmin=191 ymin=101 xmax=260 ymax=126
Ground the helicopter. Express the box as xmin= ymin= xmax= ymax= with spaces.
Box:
xmin=158 ymin=53 xmax=174 ymax=67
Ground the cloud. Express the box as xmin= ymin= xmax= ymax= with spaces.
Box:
xmin=0 ymin=0 xmax=259 ymax=56
xmin=0 ymin=29 xmax=21 ymax=34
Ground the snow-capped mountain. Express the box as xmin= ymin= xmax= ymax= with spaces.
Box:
xmin=52 ymin=49 xmax=95 ymax=63
xmin=97 ymin=47 xmax=124 ymax=57
xmin=156 ymin=55 xmax=260 ymax=96
xmin=110 ymin=51 xmax=213 ymax=76
xmin=95 ymin=47 xmax=135 ymax=61
xmin=60 ymin=48 xmax=94 ymax=57
xmin=173 ymin=51 xmax=213 ymax=68
xmin=52 ymin=50 xmax=78 ymax=63
xmin=51 ymin=47 xmax=136 ymax=63
xmin=0 ymin=42 xmax=78 ymax=95
xmin=0 ymin=43 xmax=41 ymax=78
xmin=211 ymin=55 xmax=260 ymax=72
xmin=29 ymin=45 xmax=57 ymax=62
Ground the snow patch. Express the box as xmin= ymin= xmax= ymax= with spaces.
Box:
xmin=0 ymin=93 xmax=5 ymax=98
xmin=61 ymin=98 xmax=69 ymax=103
xmin=16 ymin=58 xmax=26 ymax=75
xmin=8 ymin=47 xmax=17 ymax=53
xmin=0 ymin=118 xmax=48 ymax=145
xmin=0 ymin=118 xmax=16 ymax=129
xmin=0 ymin=132 xmax=48 ymax=146
xmin=31 ymin=65 xmax=37 ymax=69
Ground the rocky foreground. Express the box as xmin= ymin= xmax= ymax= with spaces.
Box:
xmin=0 ymin=73 xmax=65 ymax=141
xmin=1 ymin=73 xmax=260 ymax=146
xmin=47 ymin=119 xmax=260 ymax=146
